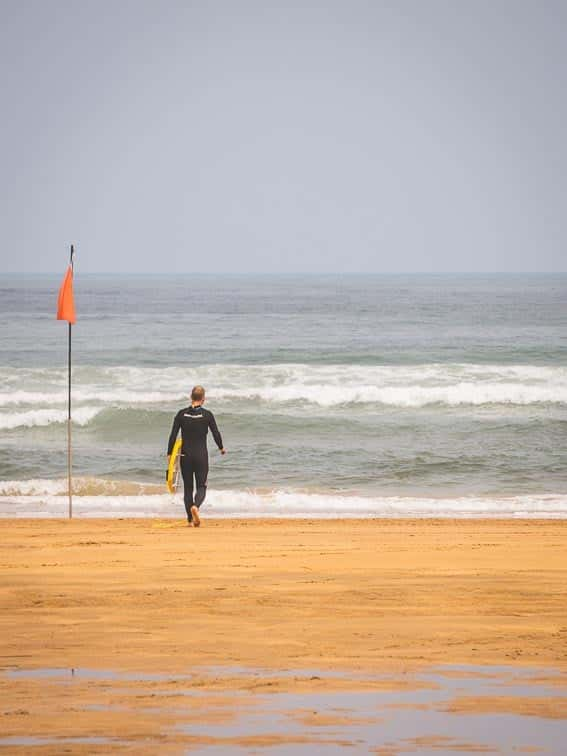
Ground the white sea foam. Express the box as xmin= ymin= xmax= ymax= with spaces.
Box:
xmin=0 ymin=478 xmax=162 ymax=497
xmin=0 ymin=406 xmax=102 ymax=430
xmin=214 ymin=382 xmax=567 ymax=407
xmin=0 ymin=390 xmax=182 ymax=407
xmin=1 ymin=482 xmax=566 ymax=519
xmin=0 ymin=363 xmax=566 ymax=412
xmin=0 ymin=479 xmax=68 ymax=496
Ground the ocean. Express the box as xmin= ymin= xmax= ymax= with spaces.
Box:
xmin=1 ymin=273 xmax=566 ymax=518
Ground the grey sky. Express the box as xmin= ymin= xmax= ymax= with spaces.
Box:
xmin=1 ymin=0 xmax=565 ymax=273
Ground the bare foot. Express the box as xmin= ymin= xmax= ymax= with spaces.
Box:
xmin=190 ymin=506 xmax=201 ymax=527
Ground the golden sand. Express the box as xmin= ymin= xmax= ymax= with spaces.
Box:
xmin=1 ymin=518 xmax=566 ymax=751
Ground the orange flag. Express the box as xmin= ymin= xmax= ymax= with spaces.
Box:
xmin=57 ymin=265 xmax=76 ymax=324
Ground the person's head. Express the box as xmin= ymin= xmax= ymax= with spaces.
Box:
xmin=191 ymin=385 xmax=206 ymax=405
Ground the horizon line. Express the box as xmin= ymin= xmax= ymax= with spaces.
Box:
xmin=2 ymin=270 xmax=566 ymax=276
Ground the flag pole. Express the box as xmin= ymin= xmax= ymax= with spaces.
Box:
xmin=67 ymin=245 xmax=74 ymax=519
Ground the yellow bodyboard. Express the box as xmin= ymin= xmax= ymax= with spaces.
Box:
xmin=167 ymin=438 xmax=183 ymax=493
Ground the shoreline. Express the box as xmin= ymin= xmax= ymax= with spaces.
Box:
xmin=2 ymin=514 xmax=567 ymax=520
xmin=2 ymin=486 xmax=567 ymax=519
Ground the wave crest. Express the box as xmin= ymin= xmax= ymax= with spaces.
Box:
xmin=213 ymin=382 xmax=567 ymax=407
xmin=0 ymin=407 xmax=102 ymax=430
xmin=1 ymin=364 xmax=566 ymax=418
xmin=0 ymin=477 xmax=163 ymax=496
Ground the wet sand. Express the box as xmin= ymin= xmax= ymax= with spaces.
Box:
xmin=1 ymin=518 xmax=566 ymax=751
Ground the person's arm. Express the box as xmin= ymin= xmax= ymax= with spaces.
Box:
xmin=208 ymin=411 xmax=225 ymax=453
xmin=167 ymin=412 xmax=182 ymax=456
xmin=166 ymin=412 xmax=182 ymax=480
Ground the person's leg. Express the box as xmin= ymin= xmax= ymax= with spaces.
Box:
xmin=180 ymin=455 xmax=194 ymax=521
xmin=193 ymin=452 xmax=209 ymax=509
xmin=187 ymin=451 xmax=209 ymax=527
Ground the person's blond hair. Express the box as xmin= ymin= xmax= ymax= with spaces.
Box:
xmin=191 ymin=385 xmax=205 ymax=402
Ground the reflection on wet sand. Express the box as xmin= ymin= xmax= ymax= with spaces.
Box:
xmin=1 ymin=664 xmax=566 ymax=753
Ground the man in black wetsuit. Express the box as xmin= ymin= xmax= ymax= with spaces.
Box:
xmin=167 ymin=385 xmax=226 ymax=527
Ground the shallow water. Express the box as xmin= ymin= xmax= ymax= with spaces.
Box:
xmin=3 ymin=663 xmax=566 ymax=753
xmin=0 ymin=736 xmax=115 ymax=746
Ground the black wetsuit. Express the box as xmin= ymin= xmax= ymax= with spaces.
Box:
xmin=167 ymin=406 xmax=223 ymax=520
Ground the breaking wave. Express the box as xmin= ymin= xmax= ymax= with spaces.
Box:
xmin=0 ymin=407 xmax=102 ymax=430
xmin=0 ymin=390 xmax=178 ymax=407
xmin=1 ymin=364 xmax=566 ymax=415
xmin=0 ymin=477 xmax=163 ymax=497
xmin=215 ymin=383 xmax=567 ymax=407
xmin=1 ymin=479 xmax=566 ymax=519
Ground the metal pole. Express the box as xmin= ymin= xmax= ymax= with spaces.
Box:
xmin=68 ymin=245 xmax=74 ymax=519
xmin=68 ymin=321 xmax=72 ymax=519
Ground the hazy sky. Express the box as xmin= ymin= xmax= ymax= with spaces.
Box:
xmin=1 ymin=0 xmax=566 ymax=273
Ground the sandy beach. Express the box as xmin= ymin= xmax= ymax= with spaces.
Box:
xmin=1 ymin=518 xmax=566 ymax=751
